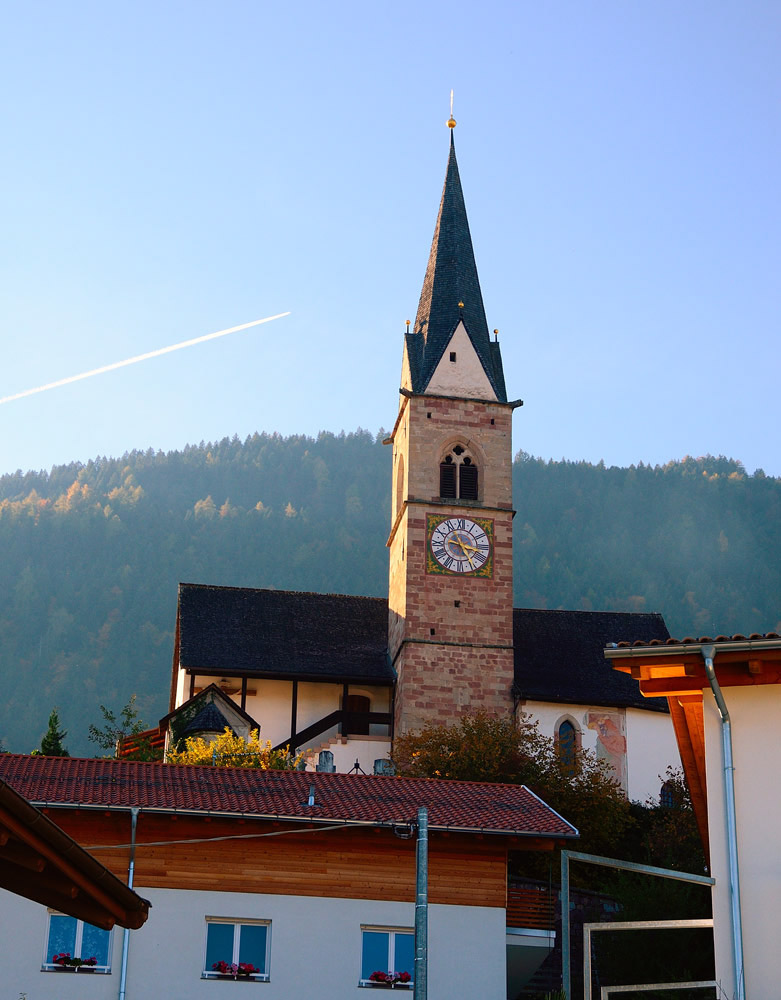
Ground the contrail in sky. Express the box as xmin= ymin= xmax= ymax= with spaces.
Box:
xmin=0 ymin=312 xmax=291 ymax=405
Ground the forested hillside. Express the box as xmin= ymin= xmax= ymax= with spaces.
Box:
xmin=1 ymin=432 xmax=779 ymax=756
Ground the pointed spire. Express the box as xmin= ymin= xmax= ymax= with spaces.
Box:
xmin=408 ymin=129 xmax=506 ymax=401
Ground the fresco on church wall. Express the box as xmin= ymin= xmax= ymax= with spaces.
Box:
xmin=586 ymin=710 xmax=627 ymax=792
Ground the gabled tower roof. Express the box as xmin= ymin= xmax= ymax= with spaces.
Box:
xmin=407 ymin=131 xmax=507 ymax=401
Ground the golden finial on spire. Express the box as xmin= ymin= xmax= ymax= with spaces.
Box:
xmin=447 ymin=89 xmax=456 ymax=129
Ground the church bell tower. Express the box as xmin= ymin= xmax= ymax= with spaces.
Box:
xmin=387 ymin=121 xmax=521 ymax=734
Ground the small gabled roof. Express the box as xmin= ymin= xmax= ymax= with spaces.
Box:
xmin=0 ymin=755 xmax=577 ymax=840
xmin=0 ymin=777 xmax=150 ymax=930
xmin=183 ymin=702 xmax=231 ymax=736
xmin=513 ymin=608 xmax=670 ymax=712
xmin=160 ymin=683 xmax=261 ymax=734
xmin=409 ymin=132 xmax=507 ymax=401
xmin=177 ymin=584 xmax=393 ymax=685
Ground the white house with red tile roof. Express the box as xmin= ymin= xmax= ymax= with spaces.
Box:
xmin=0 ymin=754 xmax=576 ymax=1000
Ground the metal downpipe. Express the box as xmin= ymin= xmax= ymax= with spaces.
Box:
xmin=701 ymin=645 xmax=745 ymax=1000
xmin=118 ymin=807 xmax=140 ymax=1000
xmin=413 ymin=806 xmax=428 ymax=1000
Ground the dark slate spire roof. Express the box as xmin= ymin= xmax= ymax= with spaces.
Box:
xmin=408 ymin=132 xmax=507 ymax=401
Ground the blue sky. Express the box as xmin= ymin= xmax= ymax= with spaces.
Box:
xmin=2 ymin=1 xmax=779 ymax=477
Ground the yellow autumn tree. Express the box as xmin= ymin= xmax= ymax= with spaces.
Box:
xmin=167 ymin=728 xmax=303 ymax=770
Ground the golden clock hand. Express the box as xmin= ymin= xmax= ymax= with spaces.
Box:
xmin=453 ymin=533 xmax=475 ymax=568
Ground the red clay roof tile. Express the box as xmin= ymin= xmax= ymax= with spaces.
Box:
xmin=0 ymin=755 xmax=577 ymax=839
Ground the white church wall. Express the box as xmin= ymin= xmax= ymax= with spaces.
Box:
xmin=624 ymin=705 xmax=680 ymax=803
xmin=310 ymin=736 xmax=393 ymax=775
xmin=522 ymin=701 xmax=678 ymax=802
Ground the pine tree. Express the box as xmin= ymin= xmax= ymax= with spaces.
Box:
xmin=38 ymin=709 xmax=69 ymax=757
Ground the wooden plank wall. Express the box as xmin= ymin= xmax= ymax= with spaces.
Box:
xmin=47 ymin=811 xmax=509 ymax=909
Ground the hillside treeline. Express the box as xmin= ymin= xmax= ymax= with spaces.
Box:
xmin=0 ymin=433 xmax=778 ymax=755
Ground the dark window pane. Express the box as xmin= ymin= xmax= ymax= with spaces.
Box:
xmin=394 ymin=933 xmax=415 ymax=978
xmin=558 ymin=720 xmax=576 ymax=775
xmin=439 ymin=462 xmax=457 ymax=497
xmin=459 ymin=464 xmax=478 ymax=500
xmin=205 ymin=923 xmax=235 ymax=970
xmin=362 ymin=931 xmax=389 ymax=979
xmin=239 ymin=924 xmax=267 ymax=972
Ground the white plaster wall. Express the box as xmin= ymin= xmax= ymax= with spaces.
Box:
xmin=0 ymin=890 xmax=122 ymax=1000
xmin=521 ymin=701 xmax=678 ymax=803
xmin=243 ymin=678 xmax=304 ymax=747
xmin=525 ymin=701 xmax=600 ymax=755
xmin=425 ymin=321 xmax=497 ymax=400
xmin=310 ymin=736 xmax=392 ymax=775
xmin=247 ymin=681 xmax=391 ymax=751
xmin=0 ymin=888 xmax=507 ymax=1000
xmin=703 ymin=683 xmax=781 ymax=998
xmin=175 ymin=664 xmax=187 ymax=706
xmin=624 ymin=706 xmax=680 ymax=803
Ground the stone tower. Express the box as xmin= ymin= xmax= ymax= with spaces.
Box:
xmin=387 ymin=127 xmax=521 ymax=734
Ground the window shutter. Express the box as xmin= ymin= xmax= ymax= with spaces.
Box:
xmin=439 ymin=462 xmax=457 ymax=497
xmin=459 ymin=463 xmax=478 ymax=500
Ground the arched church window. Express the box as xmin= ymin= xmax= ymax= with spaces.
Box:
xmin=439 ymin=446 xmax=479 ymax=501
xmin=557 ymin=719 xmax=577 ymax=776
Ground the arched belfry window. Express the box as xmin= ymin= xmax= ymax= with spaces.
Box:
xmin=439 ymin=445 xmax=479 ymax=501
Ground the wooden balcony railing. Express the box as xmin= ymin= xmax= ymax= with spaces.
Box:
xmin=506 ymin=882 xmax=556 ymax=931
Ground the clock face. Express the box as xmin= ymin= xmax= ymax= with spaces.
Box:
xmin=426 ymin=514 xmax=494 ymax=577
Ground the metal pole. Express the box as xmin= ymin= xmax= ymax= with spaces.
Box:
xmin=561 ymin=849 xmax=570 ymax=1000
xmin=413 ymin=807 xmax=428 ymax=1000
xmin=702 ymin=645 xmax=746 ymax=1000
xmin=118 ymin=807 xmax=139 ymax=1000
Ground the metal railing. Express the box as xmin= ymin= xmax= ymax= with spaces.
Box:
xmin=561 ymin=850 xmax=716 ymax=1000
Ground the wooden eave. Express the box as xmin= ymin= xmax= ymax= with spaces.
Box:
xmin=182 ymin=666 xmax=395 ymax=687
xmin=609 ymin=649 xmax=781 ymax=699
xmin=606 ymin=640 xmax=781 ymax=868
xmin=0 ymin=779 xmax=150 ymax=930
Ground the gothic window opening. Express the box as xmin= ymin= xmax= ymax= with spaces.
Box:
xmin=439 ymin=446 xmax=479 ymax=501
xmin=557 ymin=719 xmax=578 ymax=776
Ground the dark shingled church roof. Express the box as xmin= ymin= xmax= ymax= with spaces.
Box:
xmin=512 ymin=608 xmax=670 ymax=712
xmin=178 ymin=584 xmax=668 ymax=712
xmin=177 ymin=584 xmax=393 ymax=684
xmin=408 ymin=132 xmax=507 ymax=401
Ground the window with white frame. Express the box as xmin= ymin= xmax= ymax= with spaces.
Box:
xmin=43 ymin=913 xmax=112 ymax=972
xmin=360 ymin=927 xmax=414 ymax=987
xmin=202 ymin=918 xmax=270 ymax=981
